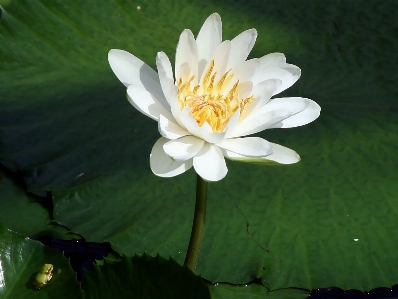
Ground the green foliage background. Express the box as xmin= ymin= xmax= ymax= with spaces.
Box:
xmin=1 ymin=0 xmax=397 ymax=298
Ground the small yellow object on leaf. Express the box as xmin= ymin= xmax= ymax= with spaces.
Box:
xmin=34 ymin=264 xmax=53 ymax=289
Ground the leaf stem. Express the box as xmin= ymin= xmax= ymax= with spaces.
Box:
xmin=184 ymin=174 xmax=208 ymax=272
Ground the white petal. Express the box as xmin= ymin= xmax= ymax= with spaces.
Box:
xmin=193 ymin=143 xmax=227 ymax=181
xmin=150 ymin=137 xmax=193 ymax=177
xmin=217 ymin=137 xmax=273 ymax=157
xmin=252 ymin=79 xmax=282 ymax=99
xmin=262 ymin=143 xmax=300 ymax=164
xmin=108 ymin=49 xmax=156 ymax=87
xmin=230 ymin=59 xmax=259 ymax=84
xmin=227 ymin=29 xmax=257 ymax=70
xmin=225 ymin=108 xmax=241 ymax=138
xmin=237 ymin=81 xmax=253 ymax=101
xmin=156 ymin=52 xmax=175 ymax=106
xmin=256 ymin=96 xmax=307 ymax=115
xmin=242 ymin=79 xmax=282 ymax=119
xmin=230 ymin=109 xmax=292 ymax=138
xmin=258 ymin=53 xmax=286 ymax=68
xmin=163 ymin=136 xmax=204 ymax=161
xmin=223 ymin=143 xmax=300 ymax=165
xmin=169 ymin=85 xmax=186 ymax=127
xmin=252 ymin=64 xmax=301 ymax=96
xmin=179 ymin=107 xmax=227 ymax=144
xmin=236 ymin=96 xmax=314 ymax=135
xmin=177 ymin=62 xmax=191 ymax=83
xmin=260 ymin=97 xmax=321 ymax=128
xmin=108 ymin=50 xmax=166 ymax=105
xmin=158 ymin=114 xmax=190 ymax=140
xmin=127 ymin=85 xmax=173 ymax=121
xmin=175 ymin=29 xmax=198 ymax=83
xmin=196 ymin=13 xmax=222 ymax=78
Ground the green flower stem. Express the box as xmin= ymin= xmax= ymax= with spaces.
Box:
xmin=184 ymin=174 xmax=208 ymax=272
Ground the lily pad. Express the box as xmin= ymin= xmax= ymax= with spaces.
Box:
xmin=0 ymin=223 xmax=81 ymax=299
xmin=0 ymin=169 xmax=49 ymax=236
xmin=209 ymin=283 xmax=309 ymax=299
xmin=81 ymin=254 xmax=210 ymax=299
xmin=0 ymin=168 xmax=68 ymax=239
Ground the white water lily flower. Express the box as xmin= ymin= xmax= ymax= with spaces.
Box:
xmin=108 ymin=13 xmax=320 ymax=182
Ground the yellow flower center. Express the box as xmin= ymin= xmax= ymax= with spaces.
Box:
xmin=177 ymin=60 xmax=254 ymax=133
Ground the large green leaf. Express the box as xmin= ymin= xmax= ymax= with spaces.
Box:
xmin=209 ymin=284 xmax=269 ymax=299
xmin=0 ymin=223 xmax=82 ymax=298
xmin=0 ymin=169 xmax=69 ymax=238
xmin=1 ymin=0 xmax=398 ymax=293
xmin=209 ymin=284 xmax=309 ymax=299
xmin=81 ymin=254 xmax=210 ymax=299
xmin=0 ymin=169 xmax=50 ymax=237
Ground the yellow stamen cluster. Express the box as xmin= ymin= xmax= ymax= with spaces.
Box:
xmin=177 ymin=60 xmax=254 ymax=133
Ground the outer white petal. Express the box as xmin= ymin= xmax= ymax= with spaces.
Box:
xmin=156 ymin=52 xmax=175 ymax=105
xmin=163 ymin=136 xmax=205 ymax=161
xmin=232 ymin=97 xmax=318 ymax=137
xmin=229 ymin=109 xmax=292 ymax=138
xmin=175 ymin=29 xmax=198 ymax=83
xmin=193 ymin=143 xmax=227 ymax=181
xmin=217 ymin=137 xmax=273 ymax=157
xmin=179 ymin=107 xmax=227 ymax=144
xmin=108 ymin=50 xmax=167 ymax=106
xmin=227 ymin=29 xmax=257 ymax=70
xmin=223 ymin=143 xmax=300 ymax=165
xmin=253 ymin=53 xmax=301 ymax=95
xmin=108 ymin=49 xmax=157 ymax=87
xmin=255 ymin=96 xmax=307 ymax=115
xmin=127 ymin=85 xmax=173 ymax=121
xmin=259 ymin=97 xmax=321 ymax=129
xmin=196 ymin=13 xmax=222 ymax=78
xmin=150 ymin=137 xmax=193 ymax=177
xmin=158 ymin=114 xmax=190 ymax=140
xmin=258 ymin=53 xmax=286 ymax=68
xmin=252 ymin=64 xmax=301 ymax=96
xmin=262 ymin=143 xmax=300 ymax=164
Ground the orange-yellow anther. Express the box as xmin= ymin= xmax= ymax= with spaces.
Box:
xmin=216 ymin=69 xmax=231 ymax=91
xmin=177 ymin=60 xmax=254 ymax=133
xmin=202 ymin=60 xmax=214 ymax=86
